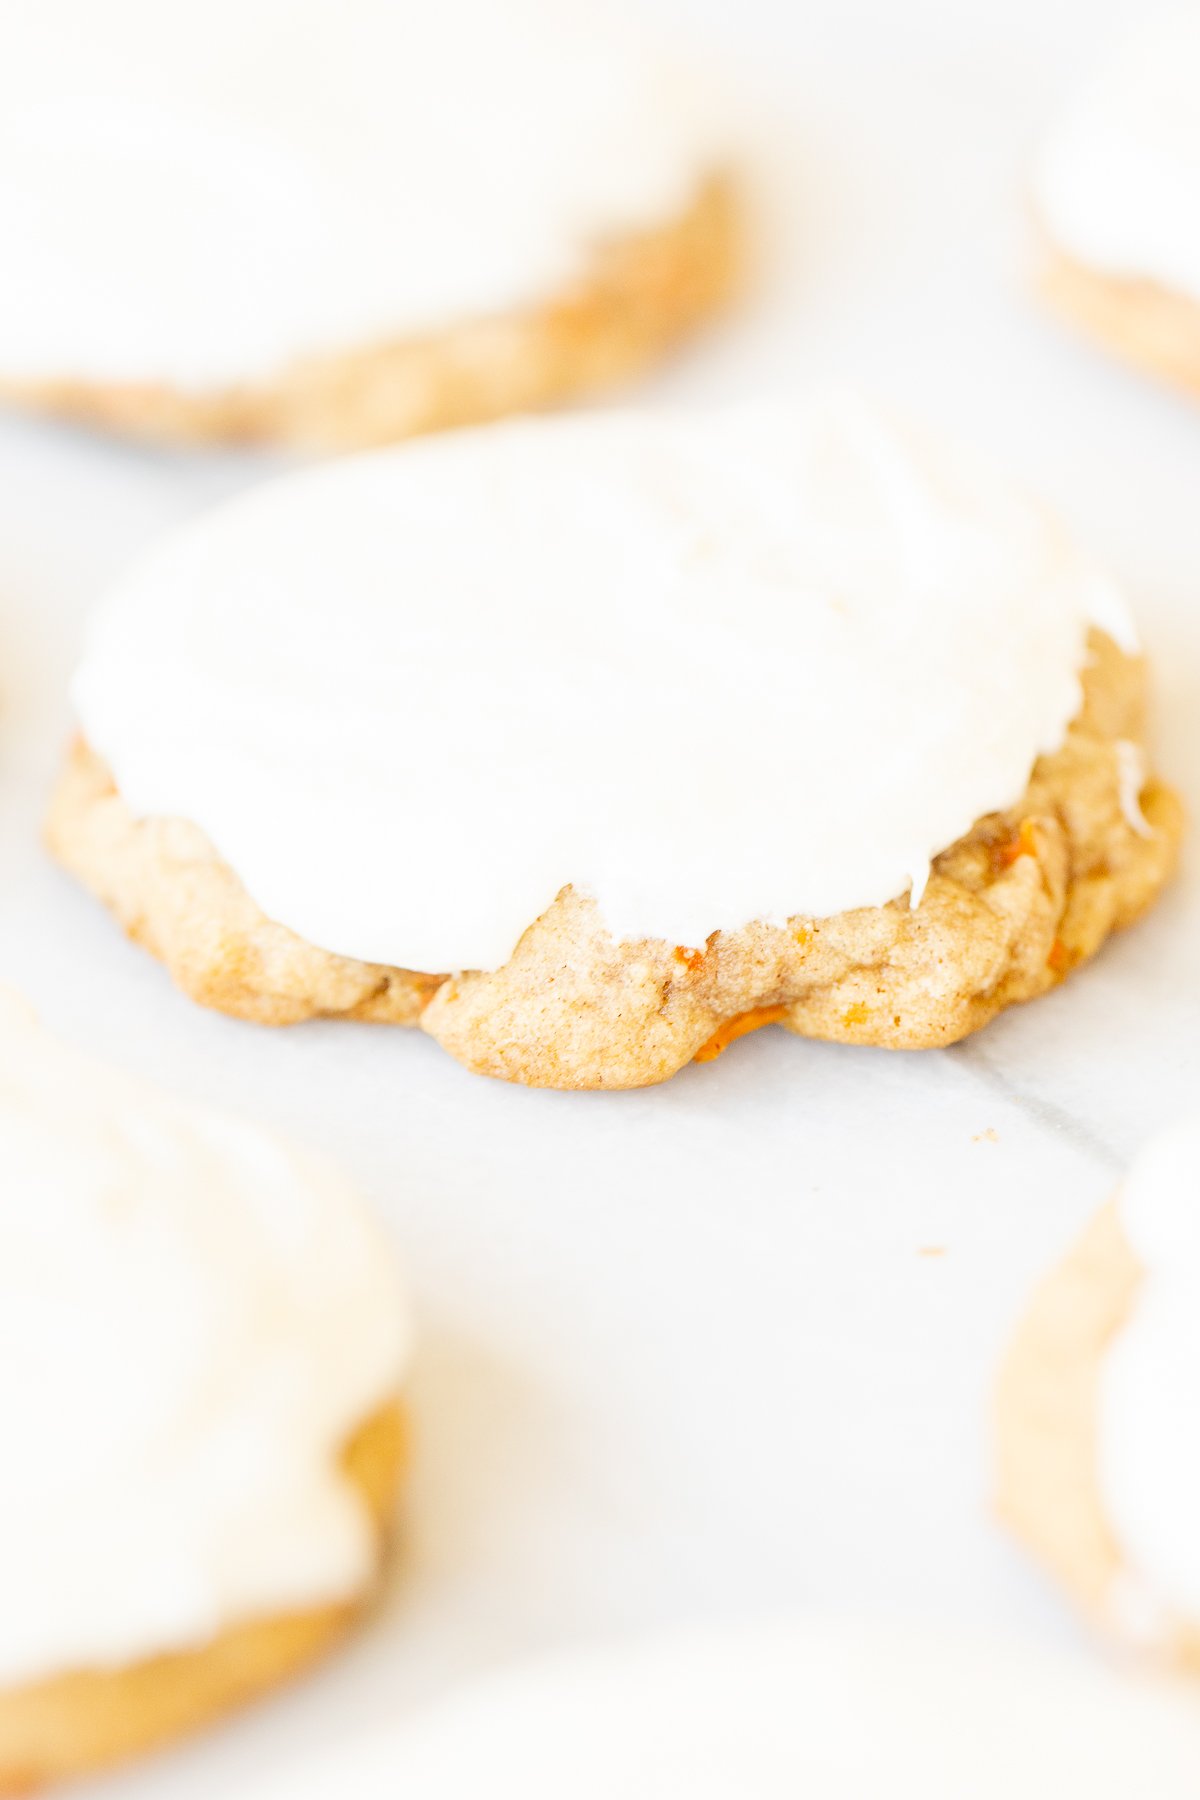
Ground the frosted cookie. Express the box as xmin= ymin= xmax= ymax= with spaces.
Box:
xmin=998 ymin=1120 xmax=1200 ymax=1668
xmin=48 ymin=399 xmax=1182 ymax=1090
xmin=0 ymin=0 xmax=736 ymax=449
xmin=1033 ymin=16 xmax=1200 ymax=398
xmin=222 ymin=1620 xmax=1200 ymax=1797
xmin=0 ymin=995 xmax=409 ymax=1788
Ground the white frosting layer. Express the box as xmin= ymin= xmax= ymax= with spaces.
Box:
xmin=1034 ymin=13 xmax=1200 ymax=300
xmin=241 ymin=1619 xmax=1200 ymax=1797
xmin=74 ymin=399 xmax=1136 ymax=976
xmin=0 ymin=993 xmax=408 ymax=1686
xmin=1101 ymin=1119 xmax=1200 ymax=1629
xmin=0 ymin=0 xmax=723 ymax=388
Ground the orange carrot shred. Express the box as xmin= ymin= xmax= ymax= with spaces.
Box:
xmin=995 ymin=818 xmax=1039 ymax=872
xmin=693 ymin=1005 xmax=788 ymax=1063
xmin=1047 ymin=937 xmax=1071 ymax=975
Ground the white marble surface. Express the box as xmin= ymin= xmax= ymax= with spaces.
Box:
xmin=227 ymin=1622 xmax=1200 ymax=1798
xmin=0 ymin=0 xmax=1197 ymax=1791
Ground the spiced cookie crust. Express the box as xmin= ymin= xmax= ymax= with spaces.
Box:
xmin=3 ymin=178 xmax=738 ymax=452
xmin=47 ymin=632 xmax=1181 ymax=1089
xmin=0 ymin=1401 xmax=406 ymax=1792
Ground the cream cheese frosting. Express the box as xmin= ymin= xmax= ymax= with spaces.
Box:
xmin=1100 ymin=1118 xmax=1200 ymax=1634
xmin=1034 ymin=13 xmax=1200 ymax=300
xmin=0 ymin=0 xmax=724 ymax=390
xmin=0 ymin=992 xmax=408 ymax=1686
xmin=238 ymin=1620 xmax=1200 ymax=1797
xmin=72 ymin=397 xmax=1136 ymax=976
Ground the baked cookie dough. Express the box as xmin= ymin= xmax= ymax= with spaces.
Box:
xmin=0 ymin=995 xmax=409 ymax=1788
xmin=217 ymin=1620 xmax=1200 ymax=1797
xmin=49 ymin=400 xmax=1182 ymax=1089
xmin=1033 ymin=16 xmax=1200 ymax=398
xmin=0 ymin=0 xmax=737 ymax=450
xmin=997 ymin=1120 xmax=1200 ymax=1668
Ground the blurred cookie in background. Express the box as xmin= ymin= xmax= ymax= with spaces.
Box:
xmin=0 ymin=0 xmax=739 ymax=450
xmin=1033 ymin=13 xmax=1200 ymax=402
xmin=0 ymin=993 xmax=410 ymax=1787
xmin=227 ymin=1618 xmax=1200 ymax=1798
xmin=999 ymin=1118 xmax=1200 ymax=1668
